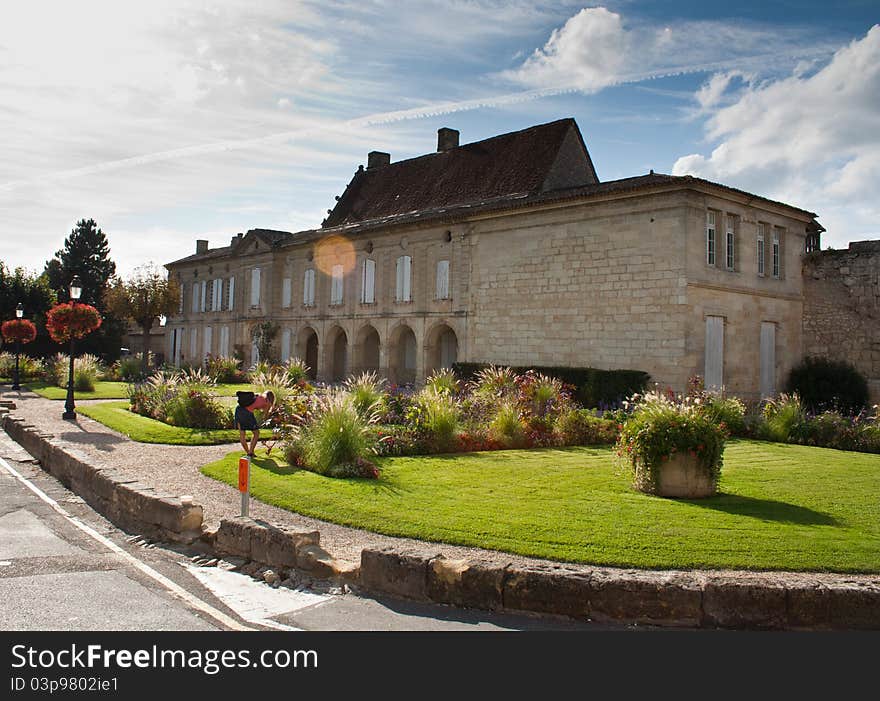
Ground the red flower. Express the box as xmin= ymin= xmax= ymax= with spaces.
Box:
xmin=1 ymin=318 xmax=37 ymax=344
xmin=45 ymin=302 xmax=102 ymax=343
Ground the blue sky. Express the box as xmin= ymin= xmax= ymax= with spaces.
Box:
xmin=1 ymin=1 xmax=878 ymax=276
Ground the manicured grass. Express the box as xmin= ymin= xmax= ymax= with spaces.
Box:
xmin=27 ymin=380 xmax=130 ymax=400
xmin=77 ymin=401 xmax=239 ymax=445
xmin=202 ymin=440 xmax=880 ymax=572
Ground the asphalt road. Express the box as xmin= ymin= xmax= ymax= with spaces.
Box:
xmin=0 ymin=428 xmax=608 ymax=632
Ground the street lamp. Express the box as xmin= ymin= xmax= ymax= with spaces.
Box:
xmin=11 ymin=303 xmax=23 ymax=391
xmin=62 ymin=276 xmax=82 ymax=420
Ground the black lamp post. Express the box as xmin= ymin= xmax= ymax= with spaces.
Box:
xmin=11 ymin=303 xmax=24 ymax=391
xmin=62 ymin=276 xmax=83 ymax=420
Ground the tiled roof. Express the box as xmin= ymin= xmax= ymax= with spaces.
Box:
xmin=322 ymin=118 xmax=597 ymax=227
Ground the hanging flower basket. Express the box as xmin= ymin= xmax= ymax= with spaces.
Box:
xmin=1 ymin=318 xmax=37 ymax=345
xmin=46 ymin=302 xmax=102 ymax=343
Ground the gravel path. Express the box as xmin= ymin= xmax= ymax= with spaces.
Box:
xmin=0 ymin=388 xmax=563 ymax=568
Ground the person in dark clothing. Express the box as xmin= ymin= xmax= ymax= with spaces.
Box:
xmin=234 ymin=390 xmax=275 ymax=457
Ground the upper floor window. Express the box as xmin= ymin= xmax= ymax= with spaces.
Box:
xmin=772 ymin=229 xmax=781 ymax=278
xmin=396 ymin=255 xmax=412 ymax=302
xmin=178 ymin=285 xmax=184 ymax=315
xmin=330 ymin=264 xmax=344 ymax=305
xmin=200 ymin=280 xmax=207 ymax=313
xmin=361 ymin=259 xmax=376 ymax=304
xmin=303 ymin=268 xmax=315 ymax=306
xmin=191 ymin=282 xmax=199 ymax=314
xmin=211 ymin=278 xmax=222 ymax=311
xmin=706 ymin=211 xmax=716 ymax=266
xmin=227 ymin=276 xmax=235 ymax=311
xmin=250 ymin=267 xmax=261 ymax=307
xmin=281 ymin=277 xmax=292 ymax=308
xmin=436 ymin=260 xmax=450 ymax=300
xmin=756 ymin=223 xmax=765 ymax=277
xmin=725 ymin=215 xmax=736 ymax=271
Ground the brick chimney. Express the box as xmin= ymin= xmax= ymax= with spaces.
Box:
xmin=437 ymin=127 xmax=459 ymax=152
xmin=196 ymin=239 xmax=209 ymax=254
xmin=230 ymin=233 xmax=243 ymax=247
xmin=367 ymin=151 xmax=390 ymax=169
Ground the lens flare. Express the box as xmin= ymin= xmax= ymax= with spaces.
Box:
xmin=313 ymin=234 xmax=356 ymax=277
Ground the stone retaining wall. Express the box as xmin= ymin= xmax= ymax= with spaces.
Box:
xmin=360 ymin=547 xmax=880 ymax=630
xmin=1 ymin=414 xmax=204 ymax=544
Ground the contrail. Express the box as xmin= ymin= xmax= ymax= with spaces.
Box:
xmin=0 ymin=45 xmax=835 ymax=192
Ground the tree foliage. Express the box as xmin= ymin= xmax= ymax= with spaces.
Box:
xmin=105 ymin=264 xmax=181 ymax=370
xmin=250 ymin=321 xmax=280 ymax=364
xmin=43 ymin=218 xmax=123 ymax=361
xmin=0 ymin=263 xmax=56 ymax=355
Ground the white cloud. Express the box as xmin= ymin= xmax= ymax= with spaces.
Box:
xmin=673 ymin=25 xmax=880 ymax=246
xmin=504 ymin=6 xmax=839 ymax=92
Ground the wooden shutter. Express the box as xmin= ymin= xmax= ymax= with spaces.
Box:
xmin=282 ymin=277 xmax=292 ymax=308
xmin=704 ymin=316 xmax=724 ymax=391
xmin=228 ymin=276 xmax=235 ymax=311
xmin=250 ymin=267 xmax=261 ymax=307
xmin=436 ymin=260 xmax=449 ymax=299
xmin=281 ymin=329 xmax=291 ymax=361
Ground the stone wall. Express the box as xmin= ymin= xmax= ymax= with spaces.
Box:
xmin=803 ymin=240 xmax=880 ymax=403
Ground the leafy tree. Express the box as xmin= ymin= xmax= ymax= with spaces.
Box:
xmin=0 ymin=264 xmax=57 ymax=356
xmin=105 ymin=264 xmax=181 ymax=372
xmin=43 ymin=218 xmax=124 ymax=361
xmin=251 ymin=321 xmax=279 ymax=364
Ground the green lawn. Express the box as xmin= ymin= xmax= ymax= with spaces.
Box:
xmin=202 ymin=440 xmax=880 ymax=572
xmin=27 ymin=380 xmax=130 ymax=400
xmin=77 ymin=401 xmax=239 ymax=445
xmin=26 ymin=380 xmax=253 ymax=400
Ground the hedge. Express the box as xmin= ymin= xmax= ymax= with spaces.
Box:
xmin=452 ymin=362 xmax=650 ymax=408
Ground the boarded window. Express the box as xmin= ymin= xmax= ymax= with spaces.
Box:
xmin=250 ymin=267 xmax=261 ymax=307
xmin=331 ymin=264 xmax=344 ymax=305
xmin=361 ymin=259 xmax=376 ymax=303
xmin=436 ymin=259 xmax=450 ymax=299
xmin=704 ymin=316 xmax=724 ymax=391
xmin=396 ymin=255 xmax=412 ymax=302
xmin=760 ymin=322 xmax=776 ymax=398
xmin=282 ymin=277 xmax=292 ymax=308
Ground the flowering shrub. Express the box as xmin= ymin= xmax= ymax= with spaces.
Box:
xmin=425 ymin=369 xmax=459 ymax=396
xmin=47 ymin=353 xmax=104 ymax=391
xmin=761 ymin=393 xmax=807 ymax=443
xmin=45 ymin=302 xmax=102 ymax=343
xmin=556 ymin=409 xmax=620 ymax=446
xmin=488 ymin=401 xmax=527 ymax=448
xmin=282 ymin=358 xmax=310 ymax=384
xmin=206 ymin=355 xmax=246 ymax=383
xmin=408 ymin=387 xmax=460 ymax=452
xmin=0 ymin=352 xmax=43 ymax=379
xmin=345 ymin=371 xmax=386 ymax=417
xmin=615 ymin=391 xmax=727 ymax=493
xmin=1 ymin=318 xmax=37 ymax=345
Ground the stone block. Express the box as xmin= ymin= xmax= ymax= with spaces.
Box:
xmin=589 ymin=569 xmax=703 ymax=626
xmin=360 ymin=547 xmax=440 ymax=601
xmin=702 ymin=576 xmax=788 ymax=629
xmin=426 ymin=556 xmax=507 ymax=610
xmin=502 ymin=564 xmax=592 ymax=619
xmin=827 ymin=581 xmax=880 ymax=629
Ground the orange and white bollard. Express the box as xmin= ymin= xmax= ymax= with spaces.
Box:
xmin=238 ymin=455 xmax=250 ymax=517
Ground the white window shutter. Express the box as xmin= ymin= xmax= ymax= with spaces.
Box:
xmin=404 ymin=255 xmax=411 ymax=301
xmin=203 ymin=326 xmax=212 ymax=359
xmin=704 ymin=316 xmax=724 ymax=391
xmin=362 ymin=259 xmax=375 ymax=303
xmin=250 ymin=267 xmax=261 ymax=307
xmin=282 ymin=277 xmax=292 ymax=308
xmin=215 ymin=278 xmax=222 ymax=310
xmin=281 ymin=329 xmax=291 ymax=361
xmin=190 ymin=327 xmax=198 ymax=359
xmin=227 ymin=276 xmax=235 ymax=310
xmin=200 ymin=280 xmax=207 ymax=312
xmin=395 ymin=257 xmax=403 ymax=301
xmin=219 ymin=326 xmax=229 ymax=357
xmin=191 ymin=283 xmax=199 ymax=313
xmin=436 ymin=260 xmax=449 ymax=299
xmin=331 ymin=264 xmax=343 ymax=304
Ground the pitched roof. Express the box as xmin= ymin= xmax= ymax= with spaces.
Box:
xmin=322 ymin=118 xmax=598 ymax=227
xmin=165 ymin=229 xmax=288 ymax=267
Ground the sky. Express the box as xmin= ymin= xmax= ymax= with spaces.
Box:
xmin=1 ymin=1 xmax=878 ymax=277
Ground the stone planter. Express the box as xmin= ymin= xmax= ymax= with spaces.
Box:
xmin=639 ymin=453 xmax=717 ymax=498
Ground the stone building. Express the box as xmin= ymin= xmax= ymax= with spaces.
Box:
xmin=803 ymin=240 xmax=880 ymax=402
xmin=165 ymin=118 xmax=822 ymax=400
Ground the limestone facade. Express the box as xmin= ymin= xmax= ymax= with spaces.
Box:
xmin=164 ymin=120 xmax=816 ymax=400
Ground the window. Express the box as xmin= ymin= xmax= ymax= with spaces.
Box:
xmin=725 ymin=216 xmax=735 ymax=271
xmin=219 ymin=326 xmax=229 ymax=357
xmin=189 ymin=327 xmax=198 ymax=359
xmin=280 ymin=328 xmax=291 ymax=362
xmin=200 ymin=280 xmax=207 ymax=313
xmin=191 ymin=282 xmax=199 ymax=314
xmin=396 ymin=255 xmax=412 ymax=302
xmin=756 ymin=223 xmax=765 ymax=276
xmin=227 ymin=276 xmax=235 ymax=311
xmin=203 ymin=326 xmax=212 ymax=360
xmin=250 ymin=267 xmax=261 ymax=307
xmin=303 ymin=269 xmax=315 ymax=306
xmin=706 ymin=212 xmax=716 ymax=266
xmin=704 ymin=316 xmax=724 ymax=391
xmin=361 ymin=259 xmax=376 ymax=304
xmin=282 ymin=277 xmax=292 ymax=308
xmin=772 ymin=229 xmax=781 ymax=278
xmin=178 ymin=286 xmax=184 ymax=315
xmin=330 ymin=264 xmax=344 ymax=305
xmin=436 ymin=260 xmax=450 ymax=300
xmin=212 ymin=278 xmax=222 ymax=311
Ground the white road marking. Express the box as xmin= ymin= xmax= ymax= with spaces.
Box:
xmin=0 ymin=454 xmax=254 ymax=632
xmin=184 ymin=564 xmax=331 ymax=631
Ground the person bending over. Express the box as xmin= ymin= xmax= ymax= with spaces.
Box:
xmin=234 ymin=390 xmax=276 ymax=457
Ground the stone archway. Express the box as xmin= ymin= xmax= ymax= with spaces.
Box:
xmin=389 ymin=324 xmax=417 ymax=385
xmin=296 ymin=327 xmax=319 ymax=381
xmin=355 ymin=324 xmax=381 ymax=375
xmin=426 ymin=323 xmax=458 ymax=375
xmin=324 ymin=326 xmax=349 ymax=383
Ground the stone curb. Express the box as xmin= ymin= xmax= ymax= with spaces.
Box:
xmin=1 ymin=414 xmax=203 ymax=544
xmin=359 ymin=547 xmax=880 ymax=630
